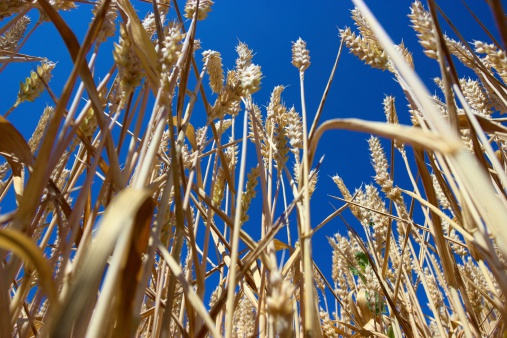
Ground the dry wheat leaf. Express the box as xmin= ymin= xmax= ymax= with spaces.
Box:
xmin=0 ymin=116 xmax=33 ymax=166
xmin=17 ymin=0 xmax=121 ymax=233
xmin=173 ymin=116 xmax=197 ymax=150
xmin=0 ymin=228 xmax=57 ymax=305
xmin=116 ymin=0 xmax=160 ymax=92
xmin=273 ymin=239 xmax=291 ymax=251
xmin=157 ymin=243 xmax=222 ymax=338
xmin=112 ymin=198 xmax=154 ymax=336
xmin=45 ymin=188 xmax=154 ymax=338
xmin=0 ymin=116 xmax=33 ymax=205
xmin=310 ymin=118 xmax=459 ymax=161
xmin=457 ymin=114 xmax=507 ymax=134
xmin=9 ymin=161 xmax=24 ymax=205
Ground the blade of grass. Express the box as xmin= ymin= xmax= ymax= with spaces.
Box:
xmin=0 ymin=228 xmax=57 ymax=306
xmin=43 ymin=188 xmax=154 ymax=338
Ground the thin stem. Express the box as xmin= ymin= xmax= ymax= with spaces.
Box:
xmin=224 ymin=101 xmax=250 ymax=338
xmin=298 ymin=69 xmax=320 ymax=337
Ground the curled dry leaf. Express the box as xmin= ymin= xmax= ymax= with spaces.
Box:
xmin=44 ymin=188 xmax=155 ymax=337
xmin=0 ymin=116 xmax=33 ymax=204
xmin=0 ymin=228 xmax=57 ymax=305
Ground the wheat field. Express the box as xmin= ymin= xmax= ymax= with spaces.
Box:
xmin=0 ymin=0 xmax=506 ymax=337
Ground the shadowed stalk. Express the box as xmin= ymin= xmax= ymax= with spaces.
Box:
xmin=1 ymin=0 xmax=507 ymax=337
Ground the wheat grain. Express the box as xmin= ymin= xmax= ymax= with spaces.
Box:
xmin=0 ymin=15 xmax=29 ymax=53
xmin=15 ymin=61 xmax=55 ymax=106
xmin=184 ymin=0 xmax=213 ymax=20
xmin=202 ymin=50 xmax=224 ymax=94
xmin=409 ymin=1 xmax=438 ymax=59
xmin=291 ymin=38 xmax=311 ymax=72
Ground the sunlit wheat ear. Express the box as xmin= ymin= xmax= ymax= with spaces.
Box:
xmin=307 ymin=169 xmax=318 ymax=196
xmin=266 ymin=85 xmax=290 ymax=169
xmin=474 ymin=41 xmax=507 ymax=83
xmin=445 ymin=38 xmax=476 ymax=69
xmin=212 ymin=119 xmax=230 ymax=137
xmin=28 ymin=106 xmax=53 ymax=153
xmin=291 ymin=37 xmax=311 ymax=72
xmin=430 ymin=174 xmax=450 ymax=210
xmin=364 ymin=184 xmax=389 ymax=253
xmin=441 ymin=221 xmax=467 ymax=257
xmin=368 ymin=136 xmax=399 ymax=201
xmin=208 ymin=285 xmax=221 ymax=309
xmin=159 ymin=22 xmax=185 ymax=86
xmin=313 ymin=266 xmax=325 ymax=295
xmin=240 ymin=165 xmax=259 ymax=224
xmin=492 ymin=240 xmax=507 ymax=270
xmin=165 ymin=282 xmax=185 ymax=335
xmin=153 ymin=0 xmax=170 ymax=15
xmin=319 ymin=310 xmax=337 ymax=337
xmin=237 ymin=63 xmax=262 ymax=96
xmin=38 ymin=1 xmax=75 ymax=22
xmin=328 ymin=234 xmax=356 ymax=307
xmin=383 ymin=96 xmax=405 ymax=152
xmin=248 ymin=103 xmax=271 ymax=165
xmin=49 ymin=0 xmax=76 ymax=11
xmin=0 ymin=163 xmax=9 ymax=193
xmin=184 ymin=0 xmax=214 ymax=20
xmin=266 ymin=270 xmax=295 ymax=338
xmin=212 ymin=142 xmax=238 ymax=207
xmin=142 ymin=12 xmax=166 ymax=38
xmin=232 ymin=295 xmax=255 ymax=337
xmin=92 ymin=0 xmax=117 ymax=44
xmin=460 ymin=258 xmax=489 ymax=314
xmin=424 ymin=268 xmax=445 ymax=309
xmin=0 ymin=167 xmax=13 ymax=190
xmin=113 ymin=24 xmax=145 ymax=98
xmin=180 ymin=144 xmax=194 ymax=169
xmin=0 ymin=0 xmax=29 ymax=20
xmin=340 ymin=24 xmax=388 ymax=70
xmin=15 ymin=61 xmax=55 ymax=106
xmin=267 ymin=85 xmax=284 ymax=120
xmin=285 ymin=106 xmax=303 ymax=151
xmin=459 ymin=78 xmax=493 ymax=117
xmin=158 ymin=129 xmax=169 ymax=155
xmin=79 ymin=107 xmax=98 ymax=139
xmin=409 ymin=1 xmax=438 ymax=59
xmin=0 ymin=15 xmax=30 ymax=53
xmin=368 ymin=136 xmax=413 ymax=238
xmin=192 ymin=38 xmax=202 ymax=54
xmin=247 ymin=103 xmax=263 ymax=138
xmin=332 ymin=175 xmax=361 ymax=217
xmin=202 ymin=50 xmax=224 ymax=94
xmin=358 ymin=266 xmax=381 ymax=312
xmin=235 ymin=41 xmax=253 ymax=71
xmin=224 ymin=139 xmax=239 ymax=169
xmin=342 ymin=8 xmax=415 ymax=73
xmin=210 ymin=70 xmax=242 ymax=119
xmin=395 ymin=40 xmax=414 ymax=68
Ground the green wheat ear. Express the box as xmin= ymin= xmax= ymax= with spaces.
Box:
xmin=15 ymin=61 xmax=55 ymax=106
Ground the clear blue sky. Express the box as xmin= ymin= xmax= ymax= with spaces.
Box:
xmin=0 ymin=0 xmax=503 ymax=304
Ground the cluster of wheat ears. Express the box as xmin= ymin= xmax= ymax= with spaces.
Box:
xmin=1 ymin=0 xmax=507 ymax=337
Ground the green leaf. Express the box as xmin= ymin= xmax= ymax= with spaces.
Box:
xmin=349 ymin=265 xmax=366 ymax=284
xmin=367 ymin=291 xmax=385 ymax=315
xmin=355 ymin=251 xmax=369 ymax=271
xmin=387 ymin=325 xmax=395 ymax=338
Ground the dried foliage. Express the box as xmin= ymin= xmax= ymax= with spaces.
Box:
xmin=0 ymin=0 xmax=506 ymax=337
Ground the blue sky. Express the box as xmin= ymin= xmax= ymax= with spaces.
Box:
xmin=0 ymin=0 xmax=504 ymax=308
